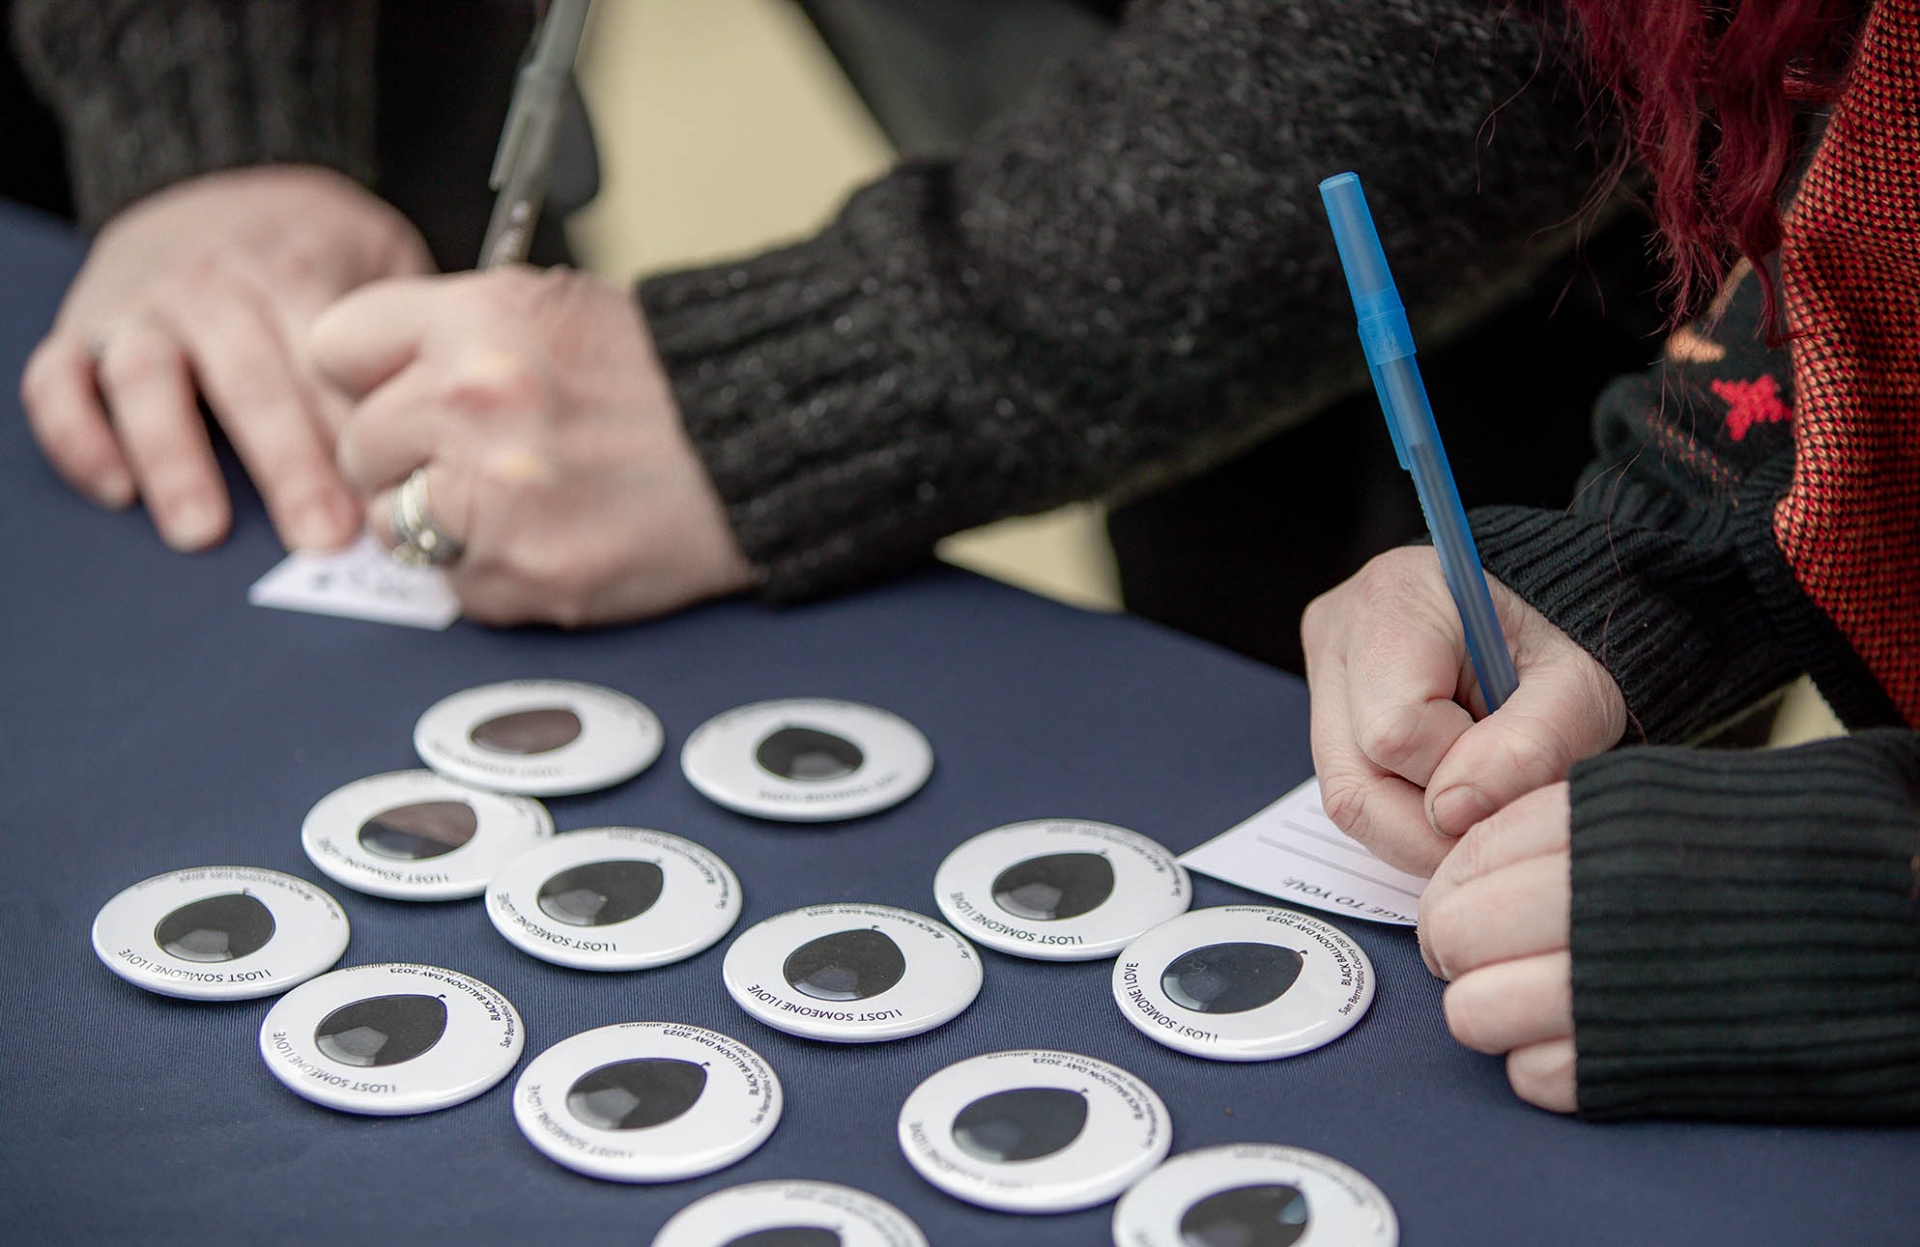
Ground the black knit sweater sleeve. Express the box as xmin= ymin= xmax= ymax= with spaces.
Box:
xmin=640 ymin=0 xmax=1614 ymax=599
xmin=1567 ymin=732 xmax=1920 ymax=1122
xmin=1462 ymin=259 xmax=1920 ymax=1122
xmin=9 ymin=0 xmax=377 ymax=228
xmin=1472 ymin=268 xmax=1820 ymax=744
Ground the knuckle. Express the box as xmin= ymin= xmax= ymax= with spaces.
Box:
xmin=98 ymin=333 xmax=175 ymax=392
xmin=1317 ymin=774 xmax=1371 ymax=835
xmin=193 ymin=301 xmax=270 ymax=365
xmin=1507 ymin=1044 xmax=1575 ymax=1111
xmin=478 ymin=266 xmax=543 ymax=313
xmin=1355 ymin=702 xmax=1423 ymax=769
xmin=437 ymin=353 xmax=544 ymax=416
xmin=1300 ymin=590 xmax=1336 ymax=645
xmin=1484 ymin=713 xmax=1572 ymax=787
xmin=179 ymin=251 xmax=227 ymax=289
xmin=1507 ymin=1053 xmax=1547 ymax=1101
xmin=271 ymin=242 xmax=326 ymax=286
xmin=1374 ymin=547 xmax=1434 ymax=602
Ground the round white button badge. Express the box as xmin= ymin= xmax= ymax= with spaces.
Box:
xmin=1111 ymin=906 xmax=1375 ymax=1061
xmin=934 ymin=820 xmax=1191 ymax=961
xmin=258 ymin=962 xmax=523 ymax=1115
xmin=514 ymin=1022 xmax=782 ymax=1183
xmin=91 ymin=866 xmax=349 ymax=1001
xmin=301 ymin=769 xmax=553 ymax=901
xmin=722 ymin=903 xmax=982 ymax=1043
xmin=1111 ymin=1143 xmax=1399 ymax=1247
xmin=681 ymin=699 xmax=932 ymax=822
xmin=487 ymin=828 xmax=742 ymax=971
xmin=414 ymin=679 xmax=664 ymax=796
xmin=897 ymin=1049 xmax=1172 ymax=1214
xmin=653 ymin=1181 xmax=928 ymax=1247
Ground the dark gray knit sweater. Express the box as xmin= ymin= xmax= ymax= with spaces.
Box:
xmin=12 ymin=0 xmax=1608 ymax=597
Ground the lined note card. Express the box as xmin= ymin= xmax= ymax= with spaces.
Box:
xmin=1180 ymin=777 xmax=1426 ymax=926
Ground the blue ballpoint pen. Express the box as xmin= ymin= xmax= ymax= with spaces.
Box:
xmin=1319 ymin=172 xmax=1520 ymax=711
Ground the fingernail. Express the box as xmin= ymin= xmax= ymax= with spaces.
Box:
xmin=163 ymin=502 xmax=226 ymax=551
xmin=1430 ymin=785 xmax=1493 ymax=838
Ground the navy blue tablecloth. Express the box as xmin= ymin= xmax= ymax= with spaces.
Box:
xmin=2 ymin=200 xmax=1915 ymax=1246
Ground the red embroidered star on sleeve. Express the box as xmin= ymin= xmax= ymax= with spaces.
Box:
xmin=1709 ymin=374 xmax=1792 ymax=441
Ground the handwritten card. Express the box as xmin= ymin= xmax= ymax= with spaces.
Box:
xmin=249 ymin=533 xmax=460 ymax=631
xmin=1179 ymin=776 xmax=1425 ymax=926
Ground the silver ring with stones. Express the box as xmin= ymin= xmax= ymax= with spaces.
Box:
xmin=391 ymin=468 xmax=463 ymax=566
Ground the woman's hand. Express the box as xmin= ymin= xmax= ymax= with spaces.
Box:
xmin=20 ymin=166 xmax=432 ymax=552
xmin=307 ymin=266 xmax=754 ymax=627
xmin=1420 ymin=782 xmax=1577 ymax=1113
xmin=1301 ymin=546 xmax=1626 ymax=875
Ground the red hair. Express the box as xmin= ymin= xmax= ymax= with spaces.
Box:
xmin=1560 ymin=0 xmax=1860 ymax=320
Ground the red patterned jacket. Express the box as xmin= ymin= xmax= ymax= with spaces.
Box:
xmin=1465 ymin=0 xmax=1920 ymax=1123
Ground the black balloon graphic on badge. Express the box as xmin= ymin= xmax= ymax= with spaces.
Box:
xmin=537 ymin=859 xmax=665 ymax=927
xmin=723 ymin=1229 xmax=842 ymax=1247
xmin=755 ymin=726 xmax=864 ymax=781
xmin=153 ymin=892 xmax=276 ymax=962
xmin=991 ymin=852 xmax=1116 ymax=921
xmin=314 ymin=994 xmax=448 ymax=1067
xmin=1161 ymin=942 xmax=1304 ymax=1014
xmin=565 ymin=1058 xmax=708 ymax=1131
xmin=357 ymin=799 xmax=479 ymax=860
xmin=782 ymin=929 xmax=906 ymax=1001
xmin=469 ymin=707 xmax=583 ymax=755
xmin=1178 ymin=1183 xmax=1311 ymax=1247
xmin=951 ymin=1087 xmax=1089 ymax=1163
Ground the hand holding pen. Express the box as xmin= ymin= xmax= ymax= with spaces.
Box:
xmin=1298 ymin=174 xmax=1627 ymax=877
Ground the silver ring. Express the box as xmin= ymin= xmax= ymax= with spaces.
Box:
xmin=390 ymin=468 xmax=463 ymax=566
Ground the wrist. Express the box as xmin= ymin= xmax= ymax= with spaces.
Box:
xmin=1569 ymin=732 xmax=1920 ymax=1123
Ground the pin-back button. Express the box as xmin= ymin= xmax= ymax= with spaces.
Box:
xmin=91 ymin=866 xmax=349 ymax=1001
xmin=415 ymin=679 xmax=664 ymax=796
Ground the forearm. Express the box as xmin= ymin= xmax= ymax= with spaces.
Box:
xmin=1568 ymin=731 xmax=1920 ymax=1123
xmin=10 ymin=0 xmax=377 ymax=227
xmin=644 ymin=0 xmax=1613 ymax=599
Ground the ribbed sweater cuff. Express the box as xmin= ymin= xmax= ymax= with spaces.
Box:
xmin=640 ymin=171 xmax=974 ymax=601
xmin=1568 ymin=733 xmax=1920 ymax=1123
xmin=11 ymin=0 xmax=377 ymax=227
xmin=1471 ymin=505 xmax=1798 ymax=743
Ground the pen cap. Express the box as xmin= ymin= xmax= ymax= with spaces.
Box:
xmin=1319 ymin=174 xmax=1415 ymax=366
